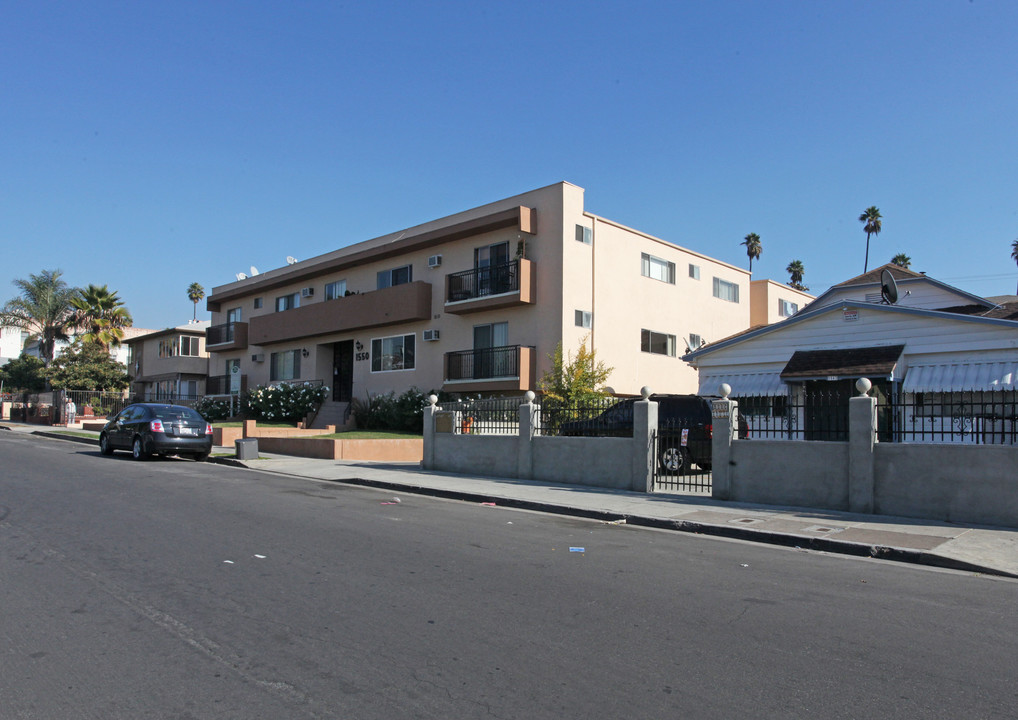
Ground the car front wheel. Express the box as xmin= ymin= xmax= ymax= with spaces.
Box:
xmin=659 ymin=446 xmax=688 ymax=475
xmin=99 ymin=433 xmax=113 ymax=456
xmin=132 ymin=436 xmax=150 ymax=460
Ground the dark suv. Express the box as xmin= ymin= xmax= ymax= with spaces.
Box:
xmin=560 ymin=394 xmax=747 ymax=474
xmin=99 ymin=403 xmax=213 ymax=461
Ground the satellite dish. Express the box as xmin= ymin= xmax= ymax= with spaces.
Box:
xmin=880 ymin=268 xmax=899 ymax=304
xmin=250 ymin=266 xmax=260 ymax=276
xmin=286 ymin=256 xmax=298 ymax=265
xmin=235 ymin=272 xmax=247 ymax=281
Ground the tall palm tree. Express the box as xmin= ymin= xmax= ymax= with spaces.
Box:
xmin=0 ymin=269 xmax=78 ymax=364
xmin=786 ymin=259 xmax=806 ymax=290
xmin=69 ymin=284 xmax=133 ymax=351
xmin=741 ymin=233 xmax=762 ymax=273
xmin=187 ymin=282 xmax=205 ymax=323
xmin=891 ymin=253 xmax=912 ymax=269
xmin=859 ymin=206 xmax=882 ymax=273
xmin=1011 ymin=239 xmax=1018 ymax=294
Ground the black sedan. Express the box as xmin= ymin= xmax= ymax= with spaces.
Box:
xmin=99 ymin=403 xmax=213 ymax=461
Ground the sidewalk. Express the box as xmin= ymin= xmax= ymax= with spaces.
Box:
xmin=8 ymin=422 xmax=1018 ymax=579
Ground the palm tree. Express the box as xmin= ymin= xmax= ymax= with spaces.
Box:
xmin=1011 ymin=239 xmax=1018 ymax=294
xmin=859 ymin=206 xmax=882 ymax=273
xmin=741 ymin=233 xmax=762 ymax=273
xmin=786 ymin=259 xmax=806 ymax=290
xmin=69 ymin=284 xmax=134 ymax=351
xmin=0 ymin=269 xmax=78 ymax=364
xmin=187 ymin=282 xmax=205 ymax=323
xmin=891 ymin=253 xmax=912 ymax=269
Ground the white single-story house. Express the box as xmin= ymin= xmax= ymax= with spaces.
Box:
xmin=682 ymin=264 xmax=1018 ymax=443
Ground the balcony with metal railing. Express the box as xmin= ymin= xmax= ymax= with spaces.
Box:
xmin=206 ymin=374 xmax=248 ymax=396
xmin=443 ymin=344 xmax=536 ymax=392
xmin=206 ymin=321 xmax=249 ymax=351
xmin=444 ymin=259 xmax=535 ymax=315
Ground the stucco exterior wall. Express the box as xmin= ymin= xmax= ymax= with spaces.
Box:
xmin=531 ymin=436 xmax=634 ymax=488
xmin=730 ymin=440 xmax=850 ymax=509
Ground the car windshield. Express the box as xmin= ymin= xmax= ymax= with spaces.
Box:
xmin=151 ymin=407 xmax=204 ymax=423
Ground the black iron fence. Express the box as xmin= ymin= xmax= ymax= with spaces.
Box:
xmin=536 ymin=396 xmax=622 ymax=437
xmin=447 ymin=260 xmax=519 ymax=302
xmin=450 ymin=396 xmax=525 ymax=434
xmin=734 ymin=389 xmax=1018 ymax=444
xmin=446 ymin=345 xmax=521 ymax=381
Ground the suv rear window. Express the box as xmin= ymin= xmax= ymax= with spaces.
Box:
xmin=152 ymin=407 xmax=204 ymax=423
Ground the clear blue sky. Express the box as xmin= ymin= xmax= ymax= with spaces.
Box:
xmin=3 ymin=0 xmax=1017 ymax=331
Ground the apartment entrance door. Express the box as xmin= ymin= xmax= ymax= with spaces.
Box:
xmin=332 ymin=340 xmax=353 ymax=402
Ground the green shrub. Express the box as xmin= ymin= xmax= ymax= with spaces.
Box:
xmin=351 ymin=387 xmax=429 ymax=432
xmin=243 ymin=382 xmax=329 ymax=424
xmin=195 ymin=395 xmax=235 ymax=422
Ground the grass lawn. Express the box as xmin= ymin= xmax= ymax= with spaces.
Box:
xmin=314 ymin=430 xmax=423 ymax=440
xmin=50 ymin=430 xmax=100 ymax=440
xmin=213 ymin=421 xmax=300 ymax=428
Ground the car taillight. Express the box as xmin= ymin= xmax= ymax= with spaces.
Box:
xmin=150 ymin=420 xmax=165 ymax=433
xmin=205 ymin=423 xmax=213 ymax=435
xmin=706 ymin=423 xmax=712 ymax=438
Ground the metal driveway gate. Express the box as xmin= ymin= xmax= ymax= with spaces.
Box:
xmin=652 ymin=421 xmax=712 ymax=493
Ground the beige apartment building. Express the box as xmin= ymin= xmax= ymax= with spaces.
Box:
xmin=126 ymin=322 xmax=210 ymax=401
xmin=205 ymin=182 xmax=811 ymax=424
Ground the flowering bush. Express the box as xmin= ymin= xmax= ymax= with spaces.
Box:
xmin=243 ymin=382 xmax=329 ymax=424
xmin=351 ymin=386 xmax=430 ymax=432
xmin=194 ymin=395 xmax=235 ymax=422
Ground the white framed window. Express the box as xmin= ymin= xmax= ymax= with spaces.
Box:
xmin=641 ymin=329 xmax=676 ymax=357
xmin=778 ymin=299 xmax=799 ymax=317
xmin=712 ymin=277 xmax=740 ymax=303
xmin=575 ymin=310 xmax=592 ymax=329
xmin=689 ymin=264 xmax=700 ymax=280
xmin=325 ymin=280 xmax=348 ymax=300
xmin=641 ymin=253 xmax=675 ymax=284
xmin=270 ymin=350 xmax=301 ymax=381
xmin=275 ymin=293 xmax=300 ymax=312
xmin=179 ymin=336 xmax=200 ymax=357
xmin=575 ymin=224 xmax=592 ymax=244
xmin=377 ymin=265 xmax=412 ymax=289
xmin=371 ymin=333 xmax=416 ymax=372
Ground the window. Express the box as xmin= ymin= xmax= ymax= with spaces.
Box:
xmin=689 ymin=264 xmax=700 ymax=280
xmin=371 ymin=334 xmax=415 ymax=372
xmin=276 ymin=293 xmax=299 ymax=312
xmin=325 ymin=280 xmax=347 ymax=300
xmin=253 ymin=297 xmax=263 ymax=309
xmin=158 ymin=338 xmax=174 ymax=358
xmin=226 ymin=307 xmax=242 ymax=323
xmin=688 ymin=333 xmax=702 ymax=349
xmin=270 ymin=350 xmax=301 ymax=381
xmin=377 ymin=265 xmax=412 ymax=289
xmin=641 ymin=329 xmax=676 ymax=357
xmin=778 ymin=299 xmax=799 ymax=317
xmin=575 ymin=310 xmax=592 ymax=329
xmin=712 ymin=277 xmax=740 ymax=303
xmin=179 ymin=336 xmax=200 ymax=357
xmin=575 ymin=224 xmax=592 ymax=244
xmin=641 ymin=253 xmax=675 ymax=284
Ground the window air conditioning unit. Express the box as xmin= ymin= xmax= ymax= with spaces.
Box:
xmin=427 ymin=254 xmax=443 ymax=268
xmin=423 ymin=329 xmax=440 ymax=342
xmin=301 ymin=287 xmax=315 ymax=298
xmin=251 ymin=353 xmax=265 ymax=362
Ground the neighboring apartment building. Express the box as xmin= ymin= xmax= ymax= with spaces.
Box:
xmin=205 ymin=182 xmax=808 ymax=423
xmin=0 ymin=326 xmax=29 ymax=366
xmin=126 ymin=322 xmax=210 ymax=401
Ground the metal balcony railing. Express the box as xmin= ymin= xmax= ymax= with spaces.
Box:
xmin=447 ymin=260 xmax=519 ymax=303
xmin=207 ymin=322 xmax=237 ymax=345
xmin=446 ymin=345 xmax=521 ymax=381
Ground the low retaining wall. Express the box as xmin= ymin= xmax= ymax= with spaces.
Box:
xmin=214 ymin=427 xmax=244 ymax=447
xmin=243 ymin=420 xmax=336 ymax=438
xmin=254 ymin=436 xmax=422 ymax=461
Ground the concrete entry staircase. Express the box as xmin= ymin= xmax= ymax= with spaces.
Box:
xmin=311 ymin=400 xmax=354 ymax=431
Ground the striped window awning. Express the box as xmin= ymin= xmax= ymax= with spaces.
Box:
xmin=698 ymin=373 xmax=788 ymax=397
xmin=903 ymin=362 xmax=1018 ymax=392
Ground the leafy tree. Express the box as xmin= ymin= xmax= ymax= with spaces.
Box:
xmin=538 ymin=335 xmax=613 ymax=405
xmin=69 ymin=284 xmax=133 ymax=351
xmin=0 ymin=354 xmax=47 ymax=392
xmin=786 ymin=260 xmax=807 ymax=291
xmin=741 ymin=233 xmax=762 ymax=272
xmin=187 ymin=282 xmax=205 ymax=322
xmin=0 ymin=269 xmax=77 ymax=365
xmin=1011 ymin=239 xmax=1018 ymax=294
xmin=45 ymin=341 xmax=130 ymax=391
xmin=859 ymin=206 xmax=882 ymax=273
xmin=891 ymin=253 xmax=912 ymax=269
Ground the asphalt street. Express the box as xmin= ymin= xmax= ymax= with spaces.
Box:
xmin=2 ymin=431 xmax=1017 ymax=719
